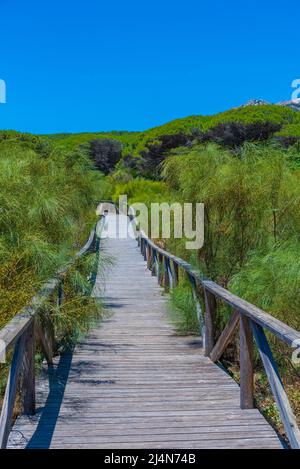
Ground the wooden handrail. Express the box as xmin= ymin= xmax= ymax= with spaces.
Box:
xmin=0 ymin=278 xmax=59 ymax=354
xmin=137 ymin=227 xmax=300 ymax=448
xmin=0 ymin=219 xmax=101 ymax=448
xmin=202 ymin=280 xmax=300 ymax=347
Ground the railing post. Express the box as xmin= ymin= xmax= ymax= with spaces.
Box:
xmin=158 ymin=253 xmax=163 ymax=285
xmin=189 ymin=275 xmax=205 ymax=339
xmin=0 ymin=335 xmax=26 ymax=449
xmin=172 ymin=261 xmax=179 ymax=287
xmin=204 ymin=288 xmax=216 ymax=356
xmin=21 ymin=321 xmax=36 ymax=415
xmin=163 ymin=257 xmax=170 ymax=291
xmin=167 ymin=258 xmax=174 ymax=289
xmin=140 ymin=237 xmax=144 ymax=255
xmin=240 ymin=314 xmax=254 ymax=409
xmin=151 ymin=248 xmax=156 ymax=276
xmin=35 ymin=314 xmax=54 ymax=365
xmin=146 ymin=244 xmax=152 ymax=270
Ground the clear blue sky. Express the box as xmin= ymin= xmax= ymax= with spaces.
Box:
xmin=0 ymin=0 xmax=299 ymax=134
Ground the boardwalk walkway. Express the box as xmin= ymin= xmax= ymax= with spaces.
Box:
xmin=8 ymin=215 xmax=282 ymax=448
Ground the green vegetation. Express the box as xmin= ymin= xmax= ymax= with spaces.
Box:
xmin=32 ymin=105 xmax=300 ymax=179
xmin=168 ymin=281 xmax=199 ymax=335
xmin=39 ymin=131 xmax=140 ymax=153
xmin=0 ymin=132 xmax=105 ymax=333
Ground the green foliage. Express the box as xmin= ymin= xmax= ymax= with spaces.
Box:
xmin=32 ymin=105 xmax=300 ymax=181
xmin=276 ymin=123 xmax=300 ymax=137
xmin=112 ymin=178 xmax=168 ymax=206
xmin=0 ymin=130 xmax=53 ymax=157
xmin=229 ymin=241 xmax=300 ymax=341
xmin=201 ymin=121 xmax=282 ymax=148
xmin=49 ymin=254 xmax=103 ymax=349
xmin=40 ymin=131 xmax=140 ymax=153
xmin=201 ymin=105 xmax=299 ymax=131
xmin=168 ymin=280 xmax=199 ymax=335
xmin=163 ymin=143 xmax=300 ymax=283
xmin=0 ymin=139 xmax=105 ymax=328
xmin=121 ymin=105 xmax=300 ymax=170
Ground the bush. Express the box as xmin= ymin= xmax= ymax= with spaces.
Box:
xmin=163 ymin=143 xmax=300 ymax=282
xmin=89 ymin=138 xmax=122 ymax=174
xmin=202 ymin=121 xmax=282 ymax=148
xmin=138 ymin=133 xmax=190 ymax=178
xmin=112 ymin=178 xmax=168 ymax=206
xmin=0 ymin=141 xmax=104 ymax=327
xmin=169 ymin=281 xmax=199 ymax=335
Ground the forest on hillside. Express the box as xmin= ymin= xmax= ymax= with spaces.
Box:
xmin=1 ymin=103 xmax=300 ymax=436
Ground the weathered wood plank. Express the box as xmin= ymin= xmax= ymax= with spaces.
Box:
xmin=203 ymin=280 xmax=300 ymax=347
xmin=21 ymin=321 xmax=36 ymax=415
xmin=0 ymin=335 xmax=26 ymax=448
xmin=210 ymin=310 xmax=239 ymax=362
xmin=240 ymin=315 xmax=254 ymax=409
xmin=204 ymin=288 xmax=217 ymax=356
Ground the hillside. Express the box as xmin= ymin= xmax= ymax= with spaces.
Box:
xmin=36 ymin=103 xmax=300 ymax=158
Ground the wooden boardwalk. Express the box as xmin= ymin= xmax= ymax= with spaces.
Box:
xmin=8 ymin=215 xmax=283 ymax=448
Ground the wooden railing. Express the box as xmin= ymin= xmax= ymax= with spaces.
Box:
xmin=0 ymin=222 xmax=101 ymax=448
xmin=137 ymin=228 xmax=300 ymax=449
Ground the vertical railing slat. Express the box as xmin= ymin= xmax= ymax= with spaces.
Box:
xmin=204 ymin=289 xmax=217 ymax=357
xmin=163 ymin=257 xmax=170 ymax=290
xmin=21 ymin=321 xmax=36 ymax=415
xmin=189 ymin=275 xmax=205 ymax=340
xmin=0 ymin=335 xmax=26 ymax=449
xmin=240 ymin=315 xmax=254 ymax=409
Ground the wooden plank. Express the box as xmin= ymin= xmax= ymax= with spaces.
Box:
xmin=172 ymin=260 xmax=179 ymax=287
xmin=35 ymin=317 xmax=53 ymax=365
xmin=240 ymin=315 xmax=254 ymax=409
xmin=21 ymin=321 xmax=36 ymax=415
xmin=158 ymin=253 xmax=164 ymax=286
xmin=21 ymin=439 xmax=281 ymax=449
xmin=203 ymin=280 xmax=300 ymax=347
xmin=0 ymin=313 xmax=33 ymax=355
xmin=146 ymin=244 xmax=151 ymax=269
xmin=252 ymin=321 xmax=300 ymax=449
xmin=164 ymin=257 xmax=170 ymax=290
xmin=204 ymin=288 xmax=216 ymax=356
xmin=210 ymin=310 xmax=239 ymax=362
xmin=188 ymin=275 xmax=205 ymax=339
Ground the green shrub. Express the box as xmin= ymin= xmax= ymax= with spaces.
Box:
xmin=0 ymin=141 xmax=105 ymax=327
xmin=163 ymin=143 xmax=300 ymax=283
xmin=168 ymin=280 xmax=199 ymax=335
xmin=112 ymin=178 xmax=168 ymax=206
